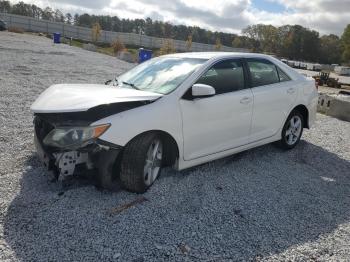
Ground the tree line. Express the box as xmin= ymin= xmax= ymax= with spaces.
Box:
xmin=240 ymin=24 xmax=349 ymax=65
xmin=1 ymin=1 xmax=349 ymax=64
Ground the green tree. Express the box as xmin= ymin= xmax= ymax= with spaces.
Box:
xmin=232 ymin=36 xmax=252 ymax=50
xmin=275 ymin=25 xmax=320 ymax=61
xmin=341 ymin=24 xmax=350 ymax=64
xmin=300 ymin=28 xmax=320 ymax=61
xmin=31 ymin=4 xmax=42 ymax=19
xmin=242 ymin=25 xmax=262 ymax=52
xmin=191 ymin=27 xmax=200 ymax=42
xmin=144 ymin=17 xmax=153 ymax=36
xmin=242 ymin=24 xmax=279 ymax=53
xmin=320 ymin=34 xmax=342 ymax=64
xmin=73 ymin=13 xmax=79 ymax=25
xmin=77 ymin=13 xmax=92 ymax=27
xmin=11 ymin=1 xmax=32 ymax=16
xmin=65 ymin=13 xmax=72 ymax=24
xmin=261 ymin=25 xmax=278 ymax=54
xmin=0 ymin=1 xmax=11 ymax=13
xmin=54 ymin=9 xmax=64 ymax=22
xmin=42 ymin=7 xmax=54 ymax=21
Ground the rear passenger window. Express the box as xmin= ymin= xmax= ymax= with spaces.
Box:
xmin=247 ymin=59 xmax=280 ymax=87
xmin=196 ymin=60 xmax=245 ymax=95
xmin=277 ymin=67 xmax=291 ymax=82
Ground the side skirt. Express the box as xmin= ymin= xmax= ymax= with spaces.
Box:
xmin=176 ymin=131 xmax=282 ymax=171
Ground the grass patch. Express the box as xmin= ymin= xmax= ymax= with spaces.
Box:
xmin=127 ymin=48 xmax=139 ymax=56
xmin=70 ymin=39 xmax=84 ymax=48
xmin=96 ymin=46 xmax=115 ymax=56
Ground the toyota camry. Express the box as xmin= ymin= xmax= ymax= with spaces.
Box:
xmin=31 ymin=52 xmax=318 ymax=192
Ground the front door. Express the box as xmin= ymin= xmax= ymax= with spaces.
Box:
xmin=179 ymin=59 xmax=253 ymax=161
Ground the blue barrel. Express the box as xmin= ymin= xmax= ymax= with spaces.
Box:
xmin=138 ymin=48 xmax=152 ymax=63
xmin=53 ymin=33 xmax=61 ymax=44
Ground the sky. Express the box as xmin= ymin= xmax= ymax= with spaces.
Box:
xmin=9 ymin=0 xmax=350 ymax=35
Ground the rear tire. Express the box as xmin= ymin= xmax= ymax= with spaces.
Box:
xmin=278 ymin=110 xmax=304 ymax=150
xmin=120 ymin=133 xmax=163 ymax=193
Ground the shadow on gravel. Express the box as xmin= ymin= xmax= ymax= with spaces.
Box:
xmin=4 ymin=141 xmax=350 ymax=261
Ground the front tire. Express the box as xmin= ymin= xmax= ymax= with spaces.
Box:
xmin=278 ymin=110 xmax=304 ymax=149
xmin=120 ymin=133 xmax=163 ymax=193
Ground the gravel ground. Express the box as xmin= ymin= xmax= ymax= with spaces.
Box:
xmin=0 ymin=32 xmax=350 ymax=262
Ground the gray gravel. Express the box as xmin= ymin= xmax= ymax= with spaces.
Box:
xmin=1 ymin=32 xmax=350 ymax=262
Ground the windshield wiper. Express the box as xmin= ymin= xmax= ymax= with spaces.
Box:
xmin=122 ymin=81 xmax=140 ymax=90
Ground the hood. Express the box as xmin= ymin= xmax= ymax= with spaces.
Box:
xmin=31 ymin=84 xmax=163 ymax=113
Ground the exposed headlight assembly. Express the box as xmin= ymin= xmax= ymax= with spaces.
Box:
xmin=43 ymin=124 xmax=110 ymax=149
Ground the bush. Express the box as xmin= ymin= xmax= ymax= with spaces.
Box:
xmin=8 ymin=26 xmax=24 ymax=33
xmin=91 ymin=22 xmax=101 ymax=43
xmin=159 ymin=39 xmax=175 ymax=55
xmin=111 ymin=38 xmax=126 ymax=55
xmin=215 ymin=37 xmax=222 ymax=51
xmin=186 ymin=35 xmax=193 ymax=51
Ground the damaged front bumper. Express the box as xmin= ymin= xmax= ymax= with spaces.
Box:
xmin=34 ymin=116 xmax=122 ymax=181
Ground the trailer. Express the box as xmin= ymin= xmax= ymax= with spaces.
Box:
xmin=306 ymin=63 xmax=314 ymax=70
xmin=335 ymin=66 xmax=350 ymax=76
xmin=313 ymin=64 xmax=322 ymax=71
xmin=287 ymin=60 xmax=295 ymax=67
xmin=299 ymin=62 xmax=307 ymax=70
xmin=306 ymin=63 xmax=322 ymax=71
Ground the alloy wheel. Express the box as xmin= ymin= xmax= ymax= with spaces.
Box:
xmin=285 ymin=115 xmax=302 ymax=146
xmin=143 ymin=139 xmax=163 ymax=186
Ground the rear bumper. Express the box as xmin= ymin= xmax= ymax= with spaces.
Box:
xmin=307 ymin=95 xmax=318 ymax=128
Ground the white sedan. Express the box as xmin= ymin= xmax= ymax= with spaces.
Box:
xmin=31 ymin=52 xmax=318 ymax=193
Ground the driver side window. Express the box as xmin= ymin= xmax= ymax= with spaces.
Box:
xmin=196 ymin=59 xmax=245 ymax=95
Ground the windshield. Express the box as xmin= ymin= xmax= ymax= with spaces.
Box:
xmin=115 ymin=57 xmax=207 ymax=94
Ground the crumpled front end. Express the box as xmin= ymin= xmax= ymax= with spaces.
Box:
xmin=33 ymin=115 xmax=121 ymax=181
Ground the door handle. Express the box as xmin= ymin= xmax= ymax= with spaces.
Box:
xmin=287 ymin=88 xmax=295 ymax=94
xmin=240 ymin=97 xmax=252 ymax=104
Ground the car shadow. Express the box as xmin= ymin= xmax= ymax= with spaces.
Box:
xmin=3 ymin=140 xmax=350 ymax=261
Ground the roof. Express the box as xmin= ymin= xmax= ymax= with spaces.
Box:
xmin=164 ymin=52 xmax=272 ymax=60
xmin=164 ymin=52 xmax=305 ymax=81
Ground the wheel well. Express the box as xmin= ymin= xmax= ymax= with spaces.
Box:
xmin=293 ymin=105 xmax=309 ymax=128
xmin=126 ymin=130 xmax=179 ymax=167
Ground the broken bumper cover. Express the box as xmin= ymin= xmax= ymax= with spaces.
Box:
xmin=34 ymin=132 xmax=55 ymax=171
xmin=34 ymin=120 xmax=122 ymax=180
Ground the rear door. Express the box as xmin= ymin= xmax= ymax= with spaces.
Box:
xmin=246 ymin=58 xmax=297 ymax=141
xmin=179 ymin=59 xmax=253 ymax=160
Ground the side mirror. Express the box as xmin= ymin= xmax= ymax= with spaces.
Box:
xmin=105 ymin=80 xmax=112 ymax=85
xmin=192 ymin=83 xmax=216 ymax=98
